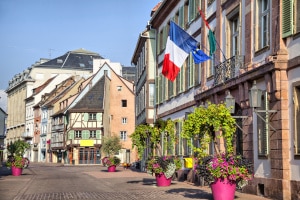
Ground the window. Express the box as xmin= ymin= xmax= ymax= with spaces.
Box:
xmin=208 ymin=54 xmax=215 ymax=77
xmin=257 ymin=91 xmax=269 ymax=157
xmin=75 ymin=131 xmax=82 ymax=138
xmin=294 ymin=85 xmax=300 ymax=156
xmin=120 ymin=131 xmax=127 ymax=141
xmin=89 ymin=113 xmax=96 ymax=120
xmin=121 ymin=100 xmax=127 ymax=107
xmin=122 ymin=117 xmax=127 ymax=124
xmin=117 ymin=86 xmax=122 ymax=91
xmin=257 ymin=0 xmax=270 ymax=49
xmin=175 ymin=121 xmax=183 ymax=155
xmin=230 ymin=14 xmax=240 ymax=57
xmin=149 ymin=83 xmax=154 ymax=107
xmin=90 ymin=130 xmax=96 ymax=138
xmin=168 ymin=79 xmax=174 ymax=99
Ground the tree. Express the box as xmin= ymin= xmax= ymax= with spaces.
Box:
xmin=102 ymin=135 xmax=122 ymax=157
xmin=7 ymin=140 xmax=30 ymax=157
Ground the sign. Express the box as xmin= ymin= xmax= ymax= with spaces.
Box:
xmin=80 ymin=140 xmax=94 ymax=147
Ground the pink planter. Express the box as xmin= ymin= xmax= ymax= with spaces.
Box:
xmin=211 ymin=178 xmax=236 ymax=200
xmin=107 ymin=165 xmax=116 ymax=172
xmin=155 ymin=173 xmax=172 ymax=187
xmin=11 ymin=166 xmax=22 ymax=176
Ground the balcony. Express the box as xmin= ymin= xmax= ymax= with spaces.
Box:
xmin=214 ymin=55 xmax=245 ymax=86
xmin=22 ymin=131 xmax=33 ymax=139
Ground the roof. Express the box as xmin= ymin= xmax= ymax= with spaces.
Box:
xmin=37 ymin=48 xmax=103 ymax=70
xmin=69 ymin=76 xmax=105 ymax=112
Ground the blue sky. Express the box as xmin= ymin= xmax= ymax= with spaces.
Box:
xmin=0 ymin=0 xmax=158 ymax=90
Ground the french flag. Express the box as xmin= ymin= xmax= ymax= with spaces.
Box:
xmin=162 ymin=21 xmax=210 ymax=81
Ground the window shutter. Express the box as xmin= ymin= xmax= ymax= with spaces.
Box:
xmin=282 ymin=0 xmax=293 ymax=38
xmin=84 ymin=113 xmax=88 ymax=121
xmin=68 ymin=130 xmax=74 ymax=140
xmin=96 ymin=113 xmax=102 ymax=122
xmin=155 ymin=76 xmax=160 ymax=104
xmin=82 ymin=130 xmax=89 ymax=139
xmin=96 ymin=130 xmax=101 ymax=139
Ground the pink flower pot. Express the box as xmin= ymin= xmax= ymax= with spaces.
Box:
xmin=211 ymin=178 xmax=236 ymax=200
xmin=155 ymin=173 xmax=172 ymax=187
xmin=107 ymin=165 xmax=116 ymax=172
xmin=11 ymin=166 xmax=22 ymax=176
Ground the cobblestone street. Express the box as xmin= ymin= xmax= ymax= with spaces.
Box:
xmin=0 ymin=163 xmax=270 ymax=200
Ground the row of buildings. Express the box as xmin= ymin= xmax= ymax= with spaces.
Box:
xmin=3 ymin=0 xmax=300 ymax=199
xmin=5 ymin=48 xmax=137 ymax=165
xmin=131 ymin=0 xmax=300 ymax=200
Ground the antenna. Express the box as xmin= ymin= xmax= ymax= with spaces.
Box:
xmin=48 ymin=49 xmax=55 ymax=58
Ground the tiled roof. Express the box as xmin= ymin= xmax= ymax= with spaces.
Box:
xmin=70 ymin=76 xmax=105 ymax=111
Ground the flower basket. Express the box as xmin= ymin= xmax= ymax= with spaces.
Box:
xmin=11 ymin=166 xmax=23 ymax=176
xmin=146 ymin=156 xmax=182 ymax=187
xmin=155 ymin=173 xmax=172 ymax=187
xmin=102 ymin=156 xmax=120 ymax=172
xmin=107 ymin=165 xmax=116 ymax=172
xmin=211 ymin=178 xmax=236 ymax=200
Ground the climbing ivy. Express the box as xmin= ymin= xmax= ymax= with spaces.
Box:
xmin=182 ymin=102 xmax=236 ymax=158
xmin=130 ymin=119 xmax=176 ymax=158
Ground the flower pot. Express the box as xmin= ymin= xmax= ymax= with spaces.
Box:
xmin=211 ymin=178 xmax=236 ymax=200
xmin=155 ymin=173 xmax=172 ymax=187
xmin=107 ymin=165 xmax=116 ymax=172
xmin=11 ymin=166 xmax=23 ymax=176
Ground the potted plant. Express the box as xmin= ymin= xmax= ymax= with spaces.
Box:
xmin=182 ymin=102 xmax=253 ymax=199
xmin=102 ymin=156 xmax=121 ymax=172
xmin=101 ymin=135 xmax=122 ymax=172
xmin=146 ymin=156 xmax=182 ymax=187
xmin=6 ymin=140 xmax=30 ymax=176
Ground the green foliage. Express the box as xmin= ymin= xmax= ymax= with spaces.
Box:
xmin=102 ymin=156 xmax=121 ymax=167
xmin=6 ymin=155 xmax=27 ymax=168
xmin=146 ymin=156 xmax=182 ymax=179
xmin=102 ymin=135 xmax=122 ymax=156
xmin=130 ymin=119 xmax=176 ymax=158
xmin=182 ymin=102 xmax=236 ymax=158
xmin=7 ymin=140 xmax=30 ymax=157
xmin=195 ymin=153 xmax=253 ymax=188
xmin=130 ymin=124 xmax=153 ymax=158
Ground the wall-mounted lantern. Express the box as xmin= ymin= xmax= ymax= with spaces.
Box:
xmin=249 ymin=80 xmax=262 ymax=108
xmin=225 ymin=91 xmax=235 ymax=114
xmin=248 ymin=80 xmax=277 ymax=131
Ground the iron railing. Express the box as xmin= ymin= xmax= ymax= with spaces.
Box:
xmin=214 ymin=55 xmax=245 ymax=86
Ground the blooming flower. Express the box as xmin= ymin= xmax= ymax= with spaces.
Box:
xmin=195 ymin=153 xmax=253 ymax=189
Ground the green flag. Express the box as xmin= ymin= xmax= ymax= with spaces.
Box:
xmin=208 ymin=29 xmax=216 ymax=56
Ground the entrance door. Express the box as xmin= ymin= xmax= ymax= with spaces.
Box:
xmin=78 ymin=148 xmax=100 ymax=164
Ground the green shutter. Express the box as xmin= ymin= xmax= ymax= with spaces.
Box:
xmin=96 ymin=130 xmax=101 ymax=139
xmin=82 ymin=130 xmax=89 ymax=139
xmin=84 ymin=113 xmax=88 ymax=121
xmin=155 ymin=76 xmax=160 ymax=105
xmin=96 ymin=113 xmax=102 ymax=122
xmin=282 ymin=0 xmax=293 ymax=38
xmin=68 ymin=130 xmax=74 ymax=140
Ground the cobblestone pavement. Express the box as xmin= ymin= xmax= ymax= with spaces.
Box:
xmin=0 ymin=163 xmax=271 ymax=200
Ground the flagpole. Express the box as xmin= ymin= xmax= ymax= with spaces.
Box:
xmin=198 ymin=8 xmax=227 ymax=61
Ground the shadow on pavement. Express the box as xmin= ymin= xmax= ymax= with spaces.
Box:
xmin=166 ymin=188 xmax=213 ymax=199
